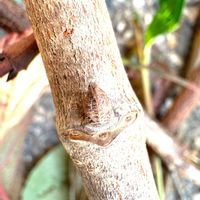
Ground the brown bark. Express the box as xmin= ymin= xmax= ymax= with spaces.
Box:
xmin=162 ymin=66 xmax=200 ymax=133
xmin=0 ymin=33 xmax=38 ymax=80
xmin=24 ymin=0 xmax=159 ymax=199
xmin=181 ymin=5 xmax=200 ymax=77
xmin=0 ymin=0 xmax=30 ymax=33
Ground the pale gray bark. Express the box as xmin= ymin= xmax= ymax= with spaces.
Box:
xmin=24 ymin=0 xmax=159 ymax=199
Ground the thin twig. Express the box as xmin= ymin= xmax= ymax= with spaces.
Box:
xmin=145 ymin=114 xmax=200 ymax=186
xmin=128 ymin=64 xmax=200 ymax=94
xmin=162 ymin=66 xmax=200 ymax=134
xmin=181 ymin=5 xmax=200 ymax=77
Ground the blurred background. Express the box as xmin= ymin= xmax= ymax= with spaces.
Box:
xmin=0 ymin=0 xmax=200 ymax=199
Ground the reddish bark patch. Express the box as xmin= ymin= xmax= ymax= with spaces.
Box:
xmin=64 ymin=28 xmax=74 ymax=37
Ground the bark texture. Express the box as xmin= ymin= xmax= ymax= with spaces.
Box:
xmin=0 ymin=0 xmax=30 ymax=33
xmin=0 ymin=33 xmax=38 ymax=80
xmin=24 ymin=0 xmax=159 ymax=199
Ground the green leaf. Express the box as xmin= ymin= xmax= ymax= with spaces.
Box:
xmin=22 ymin=145 xmax=69 ymax=200
xmin=145 ymin=0 xmax=185 ymax=46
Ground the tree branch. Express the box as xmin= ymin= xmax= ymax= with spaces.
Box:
xmin=145 ymin=114 xmax=200 ymax=186
xmin=162 ymin=66 xmax=200 ymax=133
xmin=24 ymin=0 xmax=159 ymax=199
xmin=0 ymin=33 xmax=38 ymax=80
xmin=0 ymin=0 xmax=30 ymax=33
